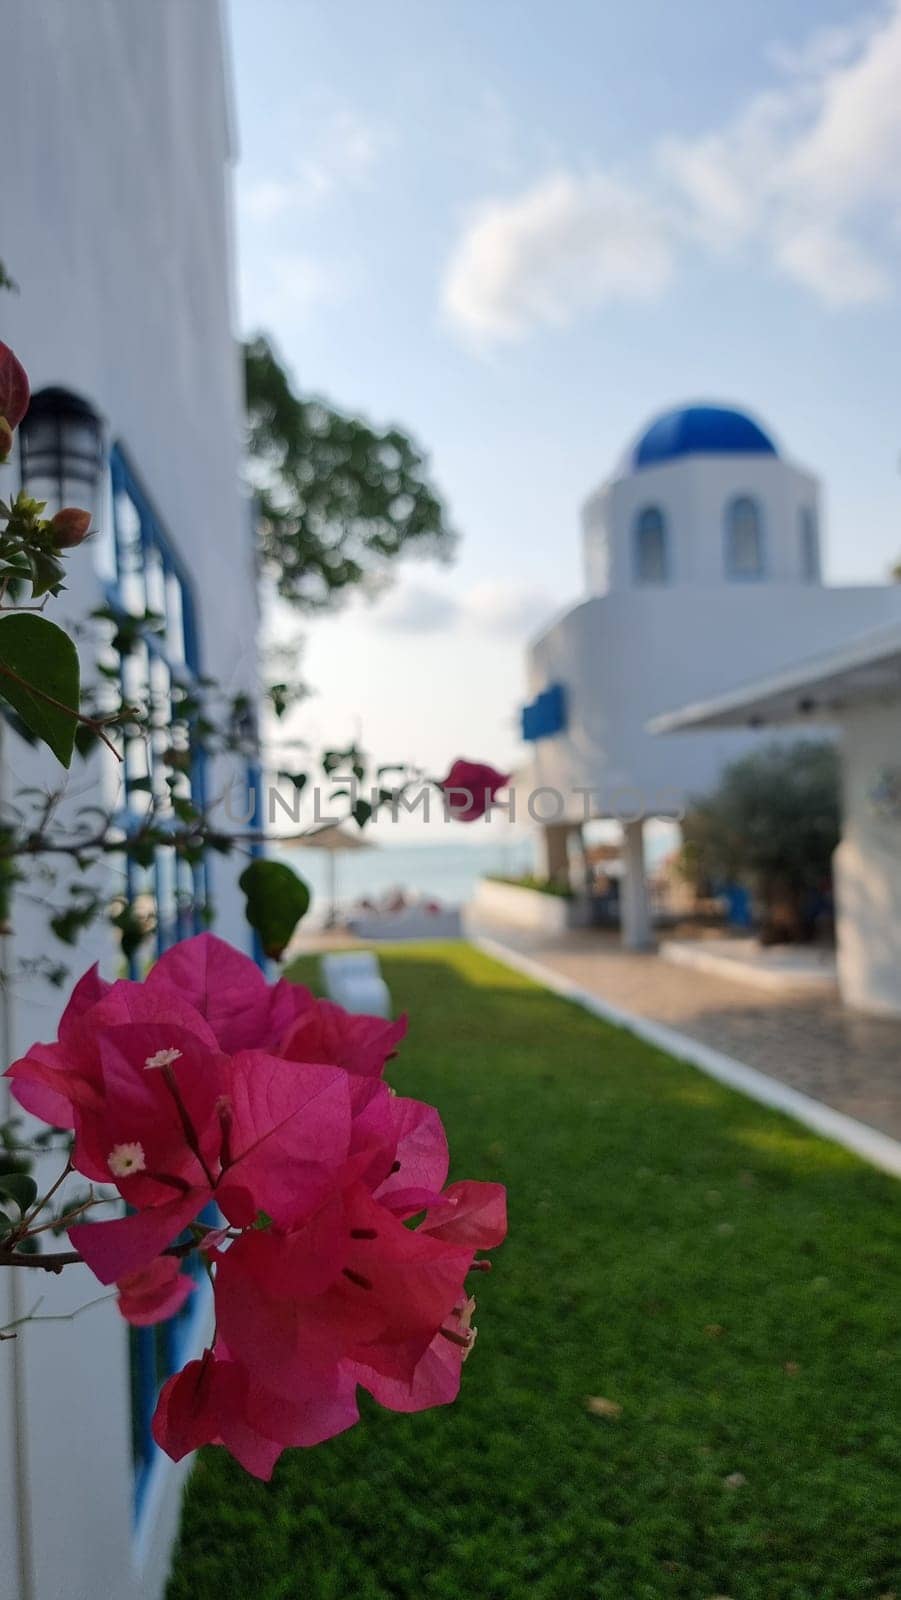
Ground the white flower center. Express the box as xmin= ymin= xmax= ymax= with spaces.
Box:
xmin=144 ymin=1047 xmax=183 ymax=1071
xmin=108 ymin=1141 xmax=146 ymax=1177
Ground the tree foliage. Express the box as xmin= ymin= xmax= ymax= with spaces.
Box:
xmin=681 ymin=740 xmax=841 ymax=939
xmin=244 ymin=335 xmax=456 ymax=609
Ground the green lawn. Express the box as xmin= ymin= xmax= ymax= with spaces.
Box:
xmin=168 ymin=942 xmax=901 ymax=1600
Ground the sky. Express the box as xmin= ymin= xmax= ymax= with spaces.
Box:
xmin=227 ymin=0 xmax=901 ymax=790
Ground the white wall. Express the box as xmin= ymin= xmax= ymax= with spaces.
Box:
xmin=0 ymin=3 xmax=249 ymax=1596
xmin=582 ymin=453 xmax=820 ymax=595
xmin=469 ymin=877 xmax=572 ymax=934
xmin=523 ymin=584 xmax=901 ymax=821
xmin=834 ymin=698 xmax=901 ymax=1017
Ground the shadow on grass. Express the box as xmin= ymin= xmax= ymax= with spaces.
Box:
xmin=168 ymin=942 xmax=901 ymax=1600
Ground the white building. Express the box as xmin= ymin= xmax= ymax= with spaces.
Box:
xmin=520 ymin=403 xmax=901 ymax=947
xmin=1 ymin=5 xmax=257 ymax=1597
xmin=651 ymin=621 xmax=901 ymax=1019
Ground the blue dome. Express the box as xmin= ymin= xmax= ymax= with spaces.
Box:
xmin=629 ymin=404 xmax=778 ymax=471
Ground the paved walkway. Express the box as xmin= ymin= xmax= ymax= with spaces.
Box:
xmin=474 ymin=925 xmax=901 ymax=1141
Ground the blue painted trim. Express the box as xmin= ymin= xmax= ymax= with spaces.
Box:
xmin=132 ymin=1278 xmax=213 ymax=1525
xmin=110 ymin=445 xmax=202 ymax=665
xmin=108 ymin=444 xmax=220 ymax=1510
xmin=521 ymin=682 xmax=567 ymax=743
xmin=245 ymin=758 xmax=266 ymax=968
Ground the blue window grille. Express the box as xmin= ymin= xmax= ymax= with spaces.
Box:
xmin=633 ymin=505 xmax=669 ymax=585
xmin=103 ymin=445 xmax=217 ymax=1515
xmin=106 ymin=444 xmax=211 ymax=971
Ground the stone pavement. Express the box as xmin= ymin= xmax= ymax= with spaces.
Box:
xmin=474 ymin=925 xmax=901 ymax=1141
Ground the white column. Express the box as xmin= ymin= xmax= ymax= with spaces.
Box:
xmin=620 ymin=818 xmax=654 ymax=950
xmin=536 ymin=822 xmax=573 ymax=886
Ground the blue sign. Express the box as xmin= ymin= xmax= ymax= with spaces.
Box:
xmin=521 ymin=682 xmax=567 ymax=742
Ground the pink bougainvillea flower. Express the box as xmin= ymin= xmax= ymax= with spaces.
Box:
xmin=16 ymin=930 xmax=507 ymax=1481
xmin=147 ymin=932 xmax=313 ymax=1054
xmin=116 ymin=1256 xmax=195 ymax=1326
xmin=72 ymin=1021 xmax=226 ymax=1196
xmin=152 ymin=1353 xmax=287 ymax=1479
xmin=71 ymin=1189 xmax=208 ymax=1285
xmin=215 ymin=1182 xmax=474 ymax=1396
xmin=215 ymin=1052 xmax=351 ymax=1228
xmin=438 ymin=759 xmax=510 ymax=822
xmin=418 ymin=1180 xmax=508 ymax=1248
xmin=4 ymin=962 xmax=112 ymax=1126
xmin=6 ymin=973 xmax=218 ymax=1130
xmin=72 ymin=1052 xmax=355 ymax=1280
xmin=0 ymin=340 xmax=30 ymax=430
xmin=347 ymin=1294 xmax=479 ymax=1415
xmin=279 ymin=997 xmax=407 ymax=1079
xmin=152 ymin=1346 xmax=360 ymax=1480
xmin=372 ymin=1095 xmax=449 ymax=1213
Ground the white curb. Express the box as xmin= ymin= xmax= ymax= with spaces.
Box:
xmin=474 ymin=935 xmax=901 ymax=1181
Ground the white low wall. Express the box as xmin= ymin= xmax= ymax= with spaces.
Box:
xmin=470 ymin=878 xmax=573 ymax=934
xmin=660 ymin=937 xmax=837 ymax=994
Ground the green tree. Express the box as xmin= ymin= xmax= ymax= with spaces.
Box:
xmin=244 ymin=335 xmax=456 ymax=610
xmin=680 ymin=740 xmax=841 ymax=943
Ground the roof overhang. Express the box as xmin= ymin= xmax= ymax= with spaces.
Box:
xmin=648 ymin=619 xmax=901 ymax=734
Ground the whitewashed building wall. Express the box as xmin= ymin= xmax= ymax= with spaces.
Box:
xmin=0 ymin=4 xmax=255 ymax=1596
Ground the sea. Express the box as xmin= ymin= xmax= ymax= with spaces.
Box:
xmin=272 ymin=836 xmax=535 ymax=926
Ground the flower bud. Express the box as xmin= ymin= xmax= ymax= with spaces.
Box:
xmin=0 ymin=416 xmax=13 ymax=463
xmin=50 ymin=506 xmax=92 ymax=548
xmin=0 ymin=341 xmax=30 ymax=430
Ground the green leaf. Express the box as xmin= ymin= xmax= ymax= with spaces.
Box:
xmin=0 ymin=1172 xmax=37 ymax=1212
xmin=277 ymin=770 xmax=308 ymax=794
xmin=239 ymin=858 xmax=311 ymax=960
xmin=27 ymin=549 xmax=65 ymax=600
xmin=0 ymin=615 xmax=80 ymax=766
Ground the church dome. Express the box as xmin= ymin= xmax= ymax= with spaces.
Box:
xmin=629 ymin=404 xmax=779 ymax=471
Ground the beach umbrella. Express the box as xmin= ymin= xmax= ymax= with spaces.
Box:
xmin=282 ymin=822 xmax=377 ymax=925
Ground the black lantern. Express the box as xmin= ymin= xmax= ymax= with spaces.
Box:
xmin=18 ymin=386 xmax=105 ymax=523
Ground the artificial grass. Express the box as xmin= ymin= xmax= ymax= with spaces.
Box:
xmin=167 ymin=941 xmax=901 ymax=1600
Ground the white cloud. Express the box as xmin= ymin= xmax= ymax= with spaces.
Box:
xmin=370 ymin=584 xmax=461 ymax=634
xmin=663 ymin=2 xmax=901 ymax=306
xmin=443 ymin=3 xmax=901 ymax=341
xmin=367 ymin=580 xmax=558 ymax=638
xmin=239 ymin=109 xmax=387 ymax=222
xmin=239 ymin=250 xmax=351 ymax=331
xmin=772 ymin=225 xmax=892 ymax=307
xmin=462 ymin=580 xmax=556 ymax=637
xmin=442 ymin=172 xmax=674 ymax=343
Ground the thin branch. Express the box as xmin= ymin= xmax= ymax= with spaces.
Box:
xmin=0 ymin=660 xmax=122 ymax=759
xmin=17 ymin=1154 xmax=72 ymax=1236
xmin=0 ymin=1233 xmax=202 ymax=1274
xmin=0 ymin=1290 xmax=116 ymax=1338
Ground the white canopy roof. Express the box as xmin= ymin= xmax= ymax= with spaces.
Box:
xmin=648 ymin=618 xmax=901 ymax=734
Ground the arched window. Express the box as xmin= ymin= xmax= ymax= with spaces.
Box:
xmin=633 ymin=506 xmax=669 ymax=585
xmin=799 ymin=506 xmax=820 ymax=582
xmin=725 ymin=495 xmax=764 ymax=580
